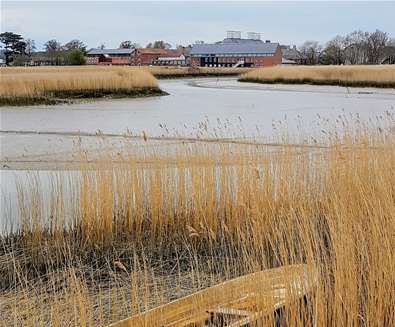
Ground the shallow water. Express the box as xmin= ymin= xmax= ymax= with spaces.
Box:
xmin=1 ymin=78 xmax=395 ymax=232
xmin=2 ymin=77 xmax=395 ymax=135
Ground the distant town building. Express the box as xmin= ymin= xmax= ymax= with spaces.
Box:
xmin=152 ymin=54 xmax=186 ymax=66
xmin=280 ymin=45 xmax=307 ymax=65
xmin=132 ymin=48 xmax=184 ymax=66
xmin=86 ymin=48 xmax=134 ymax=65
xmin=381 ymin=46 xmax=395 ymax=64
xmin=189 ymin=34 xmax=282 ymax=68
xmin=86 ymin=47 xmax=188 ymax=66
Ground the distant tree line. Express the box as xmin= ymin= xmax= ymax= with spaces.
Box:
xmin=0 ymin=32 xmax=176 ymax=66
xmin=3 ymin=29 xmax=394 ymax=67
xmin=0 ymin=32 xmax=87 ymax=66
xmin=118 ymin=40 xmax=172 ymax=49
xmin=299 ymin=29 xmax=395 ymax=65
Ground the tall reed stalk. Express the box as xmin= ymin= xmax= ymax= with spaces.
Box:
xmin=240 ymin=65 xmax=395 ymax=88
xmin=1 ymin=121 xmax=394 ymax=326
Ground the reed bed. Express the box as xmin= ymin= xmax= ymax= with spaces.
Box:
xmin=0 ymin=118 xmax=394 ymax=326
xmin=147 ymin=66 xmax=250 ymax=78
xmin=240 ymin=65 xmax=395 ymax=88
xmin=0 ymin=66 xmax=162 ymax=106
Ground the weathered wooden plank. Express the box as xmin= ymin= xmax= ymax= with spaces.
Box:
xmin=108 ymin=264 xmax=314 ymax=327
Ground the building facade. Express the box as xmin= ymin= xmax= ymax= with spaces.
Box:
xmin=280 ymin=45 xmax=307 ymax=65
xmin=86 ymin=48 xmax=134 ymax=65
xmin=152 ymin=54 xmax=186 ymax=66
xmin=132 ymin=48 xmax=184 ymax=66
xmin=189 ymin=38 xmax=282 ymax=68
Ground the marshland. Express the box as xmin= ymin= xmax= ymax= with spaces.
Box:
xmin=1 ymin=70 xmax=395 ymax=326
xmin=240 ymin=65 xmax=395 ymax=88
xmin=0 ymin=66 xmax=249 ymax=106
xmin=2 ymin=0 xmax=395 ymax=323
xmin=1 ymin=119 xmax=394 ymax=326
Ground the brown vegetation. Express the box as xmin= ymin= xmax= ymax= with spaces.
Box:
xmin=240 ymin=65 xmax=395 ymax=88
xmin=0 ymin=66 xmax=162 ymax=106
xmin=147 ymin=66 xmax=250 ymax=78
xmin=1 ymin=114 xmax=394 ymax=326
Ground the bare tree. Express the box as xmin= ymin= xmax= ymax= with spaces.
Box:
xmin=44 ymin=39 xmax=62 ymax=65
xmin=343 ymin=30 xmax=369 ymax=64
xmin=321 ymin=36 xmax=346 ymax=65
xmin=119 ymin=41 xmax=140 ymax=49
xmin=146 ymin=40 xmax=172 ymax=49
xmin=63 ymin=39 xmax=87 ymax=52
xmin=24 ymin=39 xmax=36 ymax=58
xmin=299 ymin=41 xmax=322 ymax=65
xmin=366 ymin=29 xmax=389 ymax=64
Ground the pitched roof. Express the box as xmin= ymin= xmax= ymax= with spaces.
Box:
xmin=190 ymin=39 xmax=279 ymax=56
xmin=87 ymin=48 xmax=134 ymax=55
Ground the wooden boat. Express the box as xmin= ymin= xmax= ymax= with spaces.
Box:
xmin=109 ymin=264 xmax=314 ymax=327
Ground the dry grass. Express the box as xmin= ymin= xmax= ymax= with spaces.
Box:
xmin=240 ymin=65 xmax=395 ymax=88
xmin=0 ymin=65 xmax=250 ymax=106
xmin=0 ymin=66 xmax=161 ymax=106
xmin=1 ymin=116 xmax=394 ymax=326
xmin=147 ymin=66 xmax=250 ymax=78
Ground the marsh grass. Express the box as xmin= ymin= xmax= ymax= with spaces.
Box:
xmin=0 ymin=117 xmax=394 ymax=326
xmin=147 ymin=66 xmax=250 ymax=78
xmin=0 ymin=66 xmax=250 ymax=106
xmin=0 ymin=67 xmax=163 ymax=106
xmin=240 ymin=65 xmax=395 ymax=88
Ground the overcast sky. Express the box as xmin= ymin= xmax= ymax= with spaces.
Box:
xmin=1 ymin=1 xmax=395 ymax=50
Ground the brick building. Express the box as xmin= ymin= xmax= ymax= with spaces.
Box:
xmin=280 ymin=45 xmax=307 ymax=65
xmin=132 ymin=48 xmax=184 ymax=66
xmin=86 ymin=48 xmax=134 ymax=65
xmin=152 ymin=54 xmax=186 ymax=66
xmin=189 ymin=37 xmax=282 ymax=68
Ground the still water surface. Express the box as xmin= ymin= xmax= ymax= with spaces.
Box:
xmin=1 ymin=78 xmax=395 ymax=232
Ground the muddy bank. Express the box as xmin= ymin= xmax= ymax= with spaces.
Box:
xmin=0 ymin=87 xmax=167 ymax=107
xmin=239 ymin=77 xmax=395 ymax=88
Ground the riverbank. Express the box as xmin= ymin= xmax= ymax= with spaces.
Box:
xmin=0 ymin=66 xmax=251 ymax=106
xmin=0 ymin=88 xmax=166 ymax=106
xmin=148 ymin=66 xmax=250 ymax=79
xmin=239 ymin=65 xmax=395 ymax=88
xmin=0 ymin=66 xmax=165 ymax=106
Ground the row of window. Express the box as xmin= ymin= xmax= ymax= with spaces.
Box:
xmin=196 ymin=53 xmax=274 ymax=57
xmin=204 ymin=64 xmax=254 ymax=68
xmin=203 ymin=57 xmax=268 ymax=63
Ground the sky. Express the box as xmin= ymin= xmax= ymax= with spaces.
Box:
xmin=1 ymin=1 xmax=395 ymax=50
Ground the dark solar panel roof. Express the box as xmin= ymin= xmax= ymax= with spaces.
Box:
xmin=190 ymin=39 xmax=279 ymax=56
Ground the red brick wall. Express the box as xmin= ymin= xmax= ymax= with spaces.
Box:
xmin=134 ymin=53 xmax=161 ymax=66
xmin=133 ymin=49 xmax=183 ymax=66
xmin=86 ymin=55 xmax=131 ymax=65
xmin=190 ymin=57 xmax=200 ymax=67
xmin=111 ymin=56 xmax=131 ymax=65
